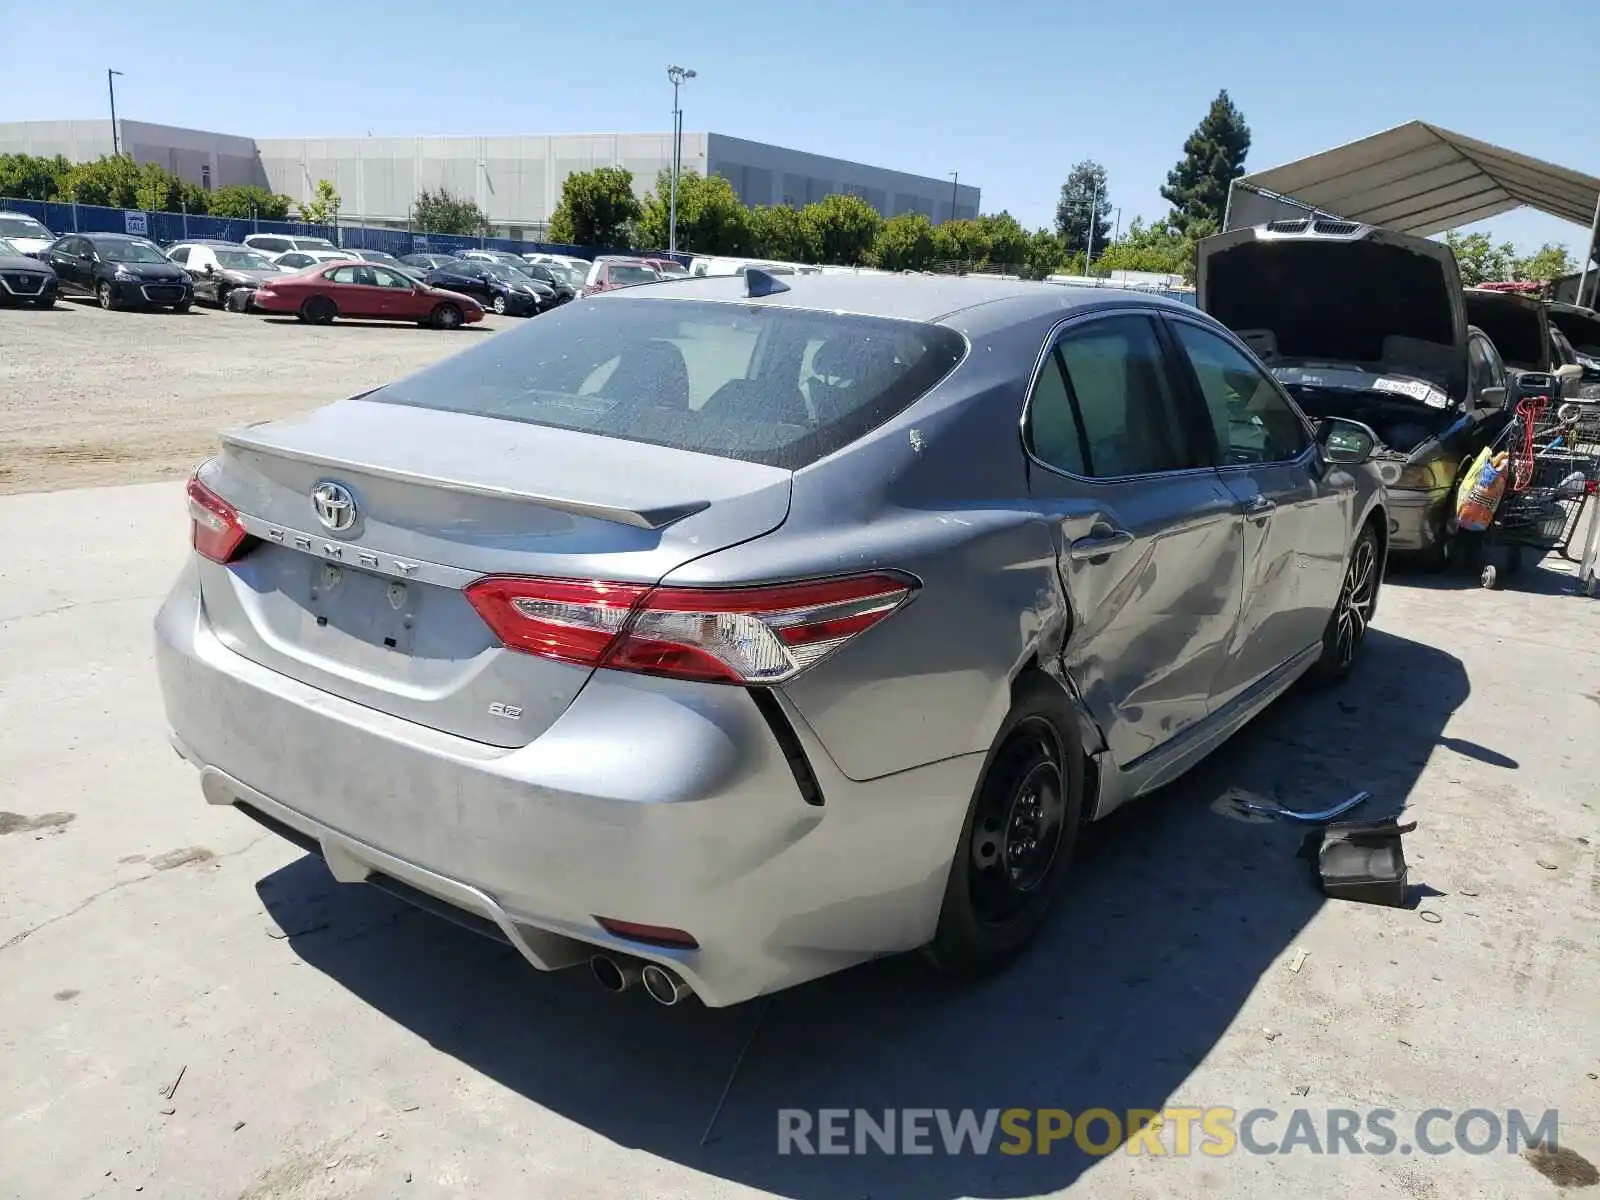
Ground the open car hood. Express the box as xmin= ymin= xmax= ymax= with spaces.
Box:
xmin=1196 ymin=220 xmax=1468 ymax=401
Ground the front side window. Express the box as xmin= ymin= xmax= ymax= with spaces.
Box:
xmin=375 ymin=297 xmax=965 ymax=469
xmin=1172 ymin=321 xmax=1311 ymax=466
xmin=1027 ymin=315 xmax=1193 ymax=478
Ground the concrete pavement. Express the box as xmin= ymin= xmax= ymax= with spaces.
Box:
xmin=2 ymin=480 xmax=1598 ymax=1199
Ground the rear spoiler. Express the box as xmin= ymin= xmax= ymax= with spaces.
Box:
xmin=218 ymin=428 xmax=710 ymax=530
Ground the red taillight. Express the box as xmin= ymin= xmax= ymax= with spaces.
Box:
xmin=186 ymin=473 xmax=249 ymax=563
xmin=463 ymin=572 xmax=913 ymax=684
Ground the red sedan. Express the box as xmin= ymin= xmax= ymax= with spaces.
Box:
xmin=250 ymin=261 xmax=485 ymax=329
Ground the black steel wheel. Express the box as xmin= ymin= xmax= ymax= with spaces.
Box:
xmin=300 ymin=295 xmax=336 ymax=325
xmin=1312 ymin=525 xmax=1380 ymax=683
xmin=925 ymin=674 xmax=1084 ymax=975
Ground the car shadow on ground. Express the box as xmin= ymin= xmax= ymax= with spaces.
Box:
xmin=256 ymin=627 xmax=1471 ymax=1199
xmin=256 ymin=317 xmax=494 ymax=332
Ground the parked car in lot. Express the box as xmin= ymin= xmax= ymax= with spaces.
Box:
xmin=458 ymin=249 xmax=536 ymax=271
xmin=250 ymin=261 xmax=484 ymax=328
xmin=1463 ymin=287 xmax=1585 ymax=399
xmin=421 ymin=260 xmax=552 ymax=315
xmin=41 ymin=233 xmax=194 ymax=312
xmin=271 ymin=249 xmax=350 ymax=272
xmin=156 ymin=273 xmax=1386 ymax=1009
xmin=341 ymin=248 xmax=408 ymax=269
xmin=400 ymin=252 xmax=460 ymax=271
xmin=1197 ymin=220 xmax=1513 ymax=567
xmin=523 ymin=252 xmax=590 ymax=276
xmin=0 ymin=211 xmax=56 ymax=257
xmin=244 ymin=233 xmax=340 ymax=257
xmin=1543 ymin=302 xmax=1600 ymax=399
xmin=166 ymin=241 xmax=285 ymax=308
xmin=642 ymin=256 xmax=689 ymax=278
xmin=581 ymin=256 xmax=661 ymax=295
xmin=0 ymin=236 xmax=58 ymax=306
xmin=518 ymin=261 xmax=577 ymax=304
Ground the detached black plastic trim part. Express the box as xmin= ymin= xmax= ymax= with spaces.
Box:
xmin=749 ymin=688 xmax=826 ymax=807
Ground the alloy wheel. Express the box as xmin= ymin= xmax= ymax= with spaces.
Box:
xmin=492 ymin=295 xmax=506 ymax=314
xmin=968 ymin=719 xmax=1067 ymax=925
xmin=1334 ymin=538 xmax=1377 ymax=669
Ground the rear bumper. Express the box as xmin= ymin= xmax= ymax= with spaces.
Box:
xmin=154 ymin=563 xmax=980 ymax=1006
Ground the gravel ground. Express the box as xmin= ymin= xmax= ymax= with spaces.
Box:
xmin=0 ymin=298 xmax=517 ymax=495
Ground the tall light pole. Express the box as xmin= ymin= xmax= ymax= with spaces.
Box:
xmin=666 ymin=65 xmax=696 ymax=255
xmin=107 ymin=69 xmax=124 ymax=156
xmin=1084 ymin=178 xmax=1100 ymax=269
xmin=948 ymin=171 xmax=959 ymax=223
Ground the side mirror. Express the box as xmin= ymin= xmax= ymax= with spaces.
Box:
xmin=1477 ymin=385 xmax=1507 ymax=410
xmin=1317 ymin=416 xmax=1379 ymax=465
xmin=204 ymin=263 xmax=216 ymax=276
xmin=1556 ymin=363 xmax=1584 ymax=391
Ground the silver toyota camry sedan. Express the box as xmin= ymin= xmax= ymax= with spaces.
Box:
xmin=155 ymin=272 xmax=1388 ymax=1008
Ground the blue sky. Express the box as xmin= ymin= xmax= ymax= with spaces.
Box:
xmin=8 ymin=0 xmax=1597 ymax=258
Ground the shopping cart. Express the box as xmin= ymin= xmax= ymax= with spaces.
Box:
xmin=1474 ymin=393 xmax=1600 ymax=589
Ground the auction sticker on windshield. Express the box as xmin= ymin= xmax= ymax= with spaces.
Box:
xmin=1372 ymin=377 xmax=1447 ymax=407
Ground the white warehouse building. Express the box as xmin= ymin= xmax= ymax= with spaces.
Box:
xmin=0 ymin=120 xmax=981 ymax=239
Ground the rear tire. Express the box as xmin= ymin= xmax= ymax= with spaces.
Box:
xmin=431 ymin=303 xmax=463 ymax=330
xmin=300 ymin=295 xmax=336 ymax=325
xmin=925 ymin=674 xmax=1084 ymax=975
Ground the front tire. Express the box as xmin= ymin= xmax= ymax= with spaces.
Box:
xmin=431 ymin=303 xmax=463 ymax=330
xmin=97 ymin=281 xmax=118 ymax=311
xmin=172 ymin=297 xmax=192 ymax=314
xmin=33 ymin=294 xmax=55 ymax=309
xmin=491 ymin=294 xmax=507 ymax=315
xmin=1311 ymin=525 xmax=1380 ymax=684
xmin=925 ymin=675 xmax=1084 ymax=975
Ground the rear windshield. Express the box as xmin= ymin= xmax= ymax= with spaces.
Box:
xmin=1463 ymin=294 xmax=1544 ymax=369
xmin=606 ymin=264 xmax=659 ymax=286
xmin=375 ymin=297 xmax=966 ymax=469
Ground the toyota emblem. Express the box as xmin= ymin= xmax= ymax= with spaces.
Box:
xmin=311 ymin=481 xmax=358 ymax=533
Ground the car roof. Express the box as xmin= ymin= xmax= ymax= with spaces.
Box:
xmin=84 ymin=232 xmax=153 ymax=243
xmin=174 ymin=239 xmax=246 ymax=248
xmin=600 ymin=272 xmax=1201 ymax=329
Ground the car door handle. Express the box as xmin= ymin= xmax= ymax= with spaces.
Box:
xmin=1244 ymin=495 xmax=1276 ymax=520
xmin=1068 ymin=529 xmax=1134 ymax=561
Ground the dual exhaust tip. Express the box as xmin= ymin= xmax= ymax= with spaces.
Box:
xmin=590 ymin=953 xmax=693 ymax=1006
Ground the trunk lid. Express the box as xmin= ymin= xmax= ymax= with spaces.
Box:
xmin=1196 ymin=221 xmax=1468 ymax=402
xmin=197 ymin=399 xmax=792 ymax=747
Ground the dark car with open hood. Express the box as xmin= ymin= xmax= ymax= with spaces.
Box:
xmin=40 ymin=232 xmax=194 ymax=312
xmin=1197 ymin=219 xmax=1523 ymax=567
xmin=0 ymin=236 xmax=58 ymax=307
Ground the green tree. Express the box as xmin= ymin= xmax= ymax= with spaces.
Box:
xmin=932 ymin=217 xmax=992 ymax=266
xmin=1091 ymin=217 xmax=1192 ymax=276
xmin=1512 ymin=243 xmax=1577 ymax=283
xmin=0 ymin=153 xmax=72 ymax=201
xmin=750 ymin=204 xmax=812 ymax=261
xmin=976 ymin=211 xmax=1030 ymax=270
xmin=547 ymin=166 xmax=641 ymax=248
xmin=62 ymin=155 xmax=143 ymax=207
xmin=1161 ymin=89 xmax=1251 ymax=237
xmin=412 ymin=187 xmax=488 ymax=235
xmin=1022 ymin=229 xmax=1069 ymax=278
xmin=208 ymin=185 xmax=293 ymax=221
xmin=799 ymin=193 xmax=883 ymax=266
xmin=300 ymin=179 xmax=341 ymax=225
xmin=872 ymin=211 xmax=937 ymax=271
xmin=1054 ymin=160 xmax=1112 ymax=257
xmin=635 ymin=169 xmax=753 ymax=255
xmin=1444 ymin=230 xmax=1514 ymax=286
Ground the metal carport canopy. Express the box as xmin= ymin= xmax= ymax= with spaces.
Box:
xmin=1226 ymin=120 xmax=1600 ymax=238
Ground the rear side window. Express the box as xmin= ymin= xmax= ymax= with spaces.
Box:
xmin=1027 ymin=315 xmax=1193 ymax=478
xmin=375 ymin=297 xmax=966 ymax=469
